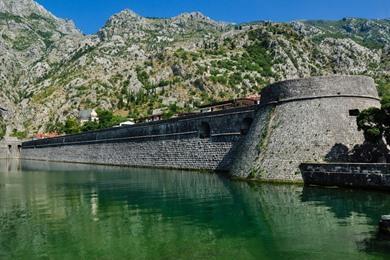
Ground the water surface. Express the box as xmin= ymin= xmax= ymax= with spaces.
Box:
xmin=0 ymin=160 xmax=389 ymax=259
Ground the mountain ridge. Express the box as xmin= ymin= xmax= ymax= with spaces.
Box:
xmin=0 ymin=1 xmax=388 ymax=137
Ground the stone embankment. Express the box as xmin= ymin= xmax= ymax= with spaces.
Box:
xmin=22 ymin=106 xmax=256 ymax=171
xmin=301 ymin=163 xmax=390 ymax=190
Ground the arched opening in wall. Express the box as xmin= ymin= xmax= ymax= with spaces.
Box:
xmin=241 ymin=118 xmax=254 ymax=135
xmin=199 ymin=122 xmax=211 ymax=138
xmin=8 ymin=145 xmax=11 ymax=153
xmin=349 ymin=109 xmax=360 ymax=117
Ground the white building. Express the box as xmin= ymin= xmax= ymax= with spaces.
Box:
xmin=79 ymin=109 xmax=99 ymax=124
xmin=119 ymin=121 xmax=135 ymax=127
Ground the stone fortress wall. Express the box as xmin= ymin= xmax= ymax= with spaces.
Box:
xmin=0 ymin=138 xmax=21 ymax=159
xmin=230 ymin=75 xmax=381 ymax=181
xmin=0 ymin=142 xmax=20 ymax=159
xmin=21 ymin=106 xmax=256 ymax=171
xmin=300 ymin=163 xmax=390 ymax=189
xmin=0 ymin=108 xmax=24 ymax=159
xmin=21 ymin=75 xmax=381 ymax=182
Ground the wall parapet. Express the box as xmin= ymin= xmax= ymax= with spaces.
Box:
xmin=21 ymin=106 xmax=257 ymax=172
xmin=301 ymin=163 xmax=390 ymax=190
xmin=23 ymin=106 xmax=256 ymax=149
xmin=260 ymin=75 xmax=377 ymax=104
xmin=259 ymin=94 xmax=380 ymax=108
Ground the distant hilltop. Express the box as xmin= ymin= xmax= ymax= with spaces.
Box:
xmin=0 ymin=0 xmax=388 ymax=137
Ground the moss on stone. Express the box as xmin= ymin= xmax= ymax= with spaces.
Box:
xmin=0 ymin=118 xmax=6 ymax=138
xmin=256 ymin=106 xmax=275 ymax=153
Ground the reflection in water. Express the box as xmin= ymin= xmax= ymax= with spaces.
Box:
xmin=302 ymin=186 xmax=390 ymax=256
xmin=302 ymin=186 xmax=390 ymax=223
xmin=0 ymin=159 xmax=389 ymax=259
xmin=361 ymin=232 xmax=390 ymax=256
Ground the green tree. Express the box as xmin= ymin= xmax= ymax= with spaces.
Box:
xmin=96 ymin=109 xmax=114 ymax=129
xmin=45 ymin=120 xmax=65 ymax=134
xmin=356 ymin=96 xmax=390 ymax=162
xmin=10 ymin=129 xmax=27 ymax=139
xmin=163 ymin=103 xmax=179 ymax=119
xmin=63 ymin=117 xmax=81 ymax=134
xmin=96 ymin=109 xmax=127 ymax=129
xmin=111 ymin=115 xmax=127 ymax=126
xmin=81 ymin=120 xmax=99 ymax=132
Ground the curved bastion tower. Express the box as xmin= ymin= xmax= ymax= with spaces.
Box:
xmin=230 ymin=75 xmax=381 ymax=182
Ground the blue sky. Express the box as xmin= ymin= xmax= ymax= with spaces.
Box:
xmin=35 ymin=0 xmax=390 ymax=34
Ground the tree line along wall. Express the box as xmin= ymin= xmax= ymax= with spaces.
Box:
xmin=21 ymin=106 xmax=257 ymax=171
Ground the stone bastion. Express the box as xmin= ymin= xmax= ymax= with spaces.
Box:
xmin=230 ymin=75 xmax=381 ymax=182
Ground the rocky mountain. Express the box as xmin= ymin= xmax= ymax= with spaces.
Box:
xmin=0 ymin=0 xmax=83 ymax=134
xmin=0 ymin=0 xmax=389 ymax=136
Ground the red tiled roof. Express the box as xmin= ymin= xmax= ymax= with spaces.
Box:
xmin=33 ymin=133 xmax=60 ymax=139
xmin=198 ymin=95 xmax=260 ymax=109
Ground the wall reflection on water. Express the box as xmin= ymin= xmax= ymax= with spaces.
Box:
xmin=301 ymin=186 xmax=390 ymax=255
xmin=0 ymin=159 xmax=21 ymax=173
xmin=0 ymin=159 xmax=389 ymax=259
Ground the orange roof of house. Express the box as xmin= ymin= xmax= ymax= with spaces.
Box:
xmin=198 ymin=95 xmax=260 ymax=109
xmin=245 ymin=94 xmax=261 ymax=101
xmin=33 ymin=133 xmax=60 ymax=139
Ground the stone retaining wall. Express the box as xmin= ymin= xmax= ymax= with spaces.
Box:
xmin=21 ymin=107 xmax=256 ymax=171
xmin=0 ymin=138 xmax=21 ymax=159
xmin=300 ymin=163 xmax=390 ymax=189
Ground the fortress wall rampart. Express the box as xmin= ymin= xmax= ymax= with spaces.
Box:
xmin=258 ymin=97 xmax=380 ymax=181
xmin=21 ymin=137 xmax=238 ymax=171
xmin=261 ymin=75 xmax=378 ymax=104
xmin=22 ymin=107 xmax=256 ymax=171
xmin=230 ymin=76 xmax=381 ymax=181
xmin=21 ymin=76 xmax=382 ymax=181
xmin=0 ymin=138 xmax=21 ymax=159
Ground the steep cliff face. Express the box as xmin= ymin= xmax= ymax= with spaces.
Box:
xmin=0 ymin=0 xmax=388 ymax=135
xmin=0 ymin=0 xmax=50 ymax=17
xmin=0 ymin=0 xmax=83 ymax=133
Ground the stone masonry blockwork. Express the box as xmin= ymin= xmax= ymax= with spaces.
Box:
xmin=230 ymin=75 xmax=381 ymax=181
xmin=22 ymin=107 xmax=256 ymax=171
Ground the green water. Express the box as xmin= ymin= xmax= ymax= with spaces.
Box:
xmin=0 ymin=160 xmax=389 ymax=259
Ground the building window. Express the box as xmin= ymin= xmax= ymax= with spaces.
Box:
xmin=199 ymin=122 xmax=211 ymax=138
xmin=240 ymin=118 xmax=254 ymax=135
xmin=349 ymin=109 xmax=360 ymax=116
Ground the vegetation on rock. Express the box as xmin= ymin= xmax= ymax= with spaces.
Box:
xmin=46 ymin=109 xmax=127 ymax=134
xmin=0 ymin=0 xmax=389 ymax=137
xmin=10 ymin=129 xmax=27 ymax=139
xmin=356 ymin=96 xmax=390 ymax=162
